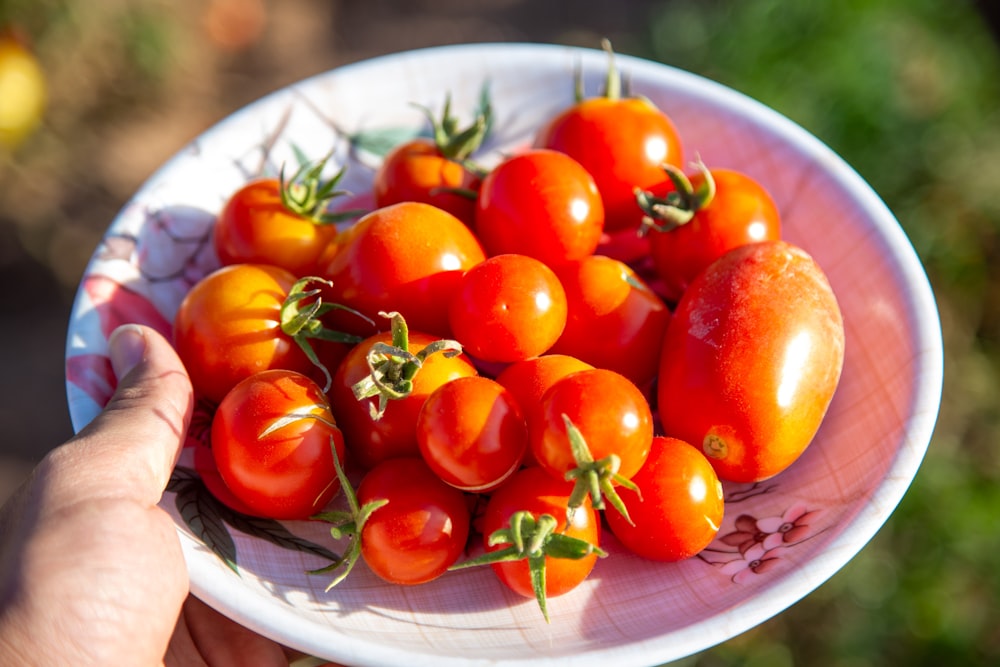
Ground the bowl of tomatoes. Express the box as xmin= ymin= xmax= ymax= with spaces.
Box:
xmin=65 ymin=42 xmax=943 ymax=667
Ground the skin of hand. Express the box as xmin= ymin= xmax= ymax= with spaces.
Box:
xmin=0 ymin=324 xmax=295 ymax=666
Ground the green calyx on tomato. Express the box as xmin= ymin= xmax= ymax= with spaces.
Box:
xmin=416 ymin=91 xmax=492 ymax=164
xmin=636 ymin=159 xmax=717 ymax=233
xmin=279 ymin=156 xmax=365 ymax=224
xmin=448 ymin=510 xmax=606 ymax=623
xmin=560 ymin=414 xmax=640 ymax=526
xmin=310 ymin=444 xmax=388 ymax=590
xmin=351 ymin=311 xmax=463 ymax=420
xmin=576 ymin=37 xmax=623 ymax=103
xmin=280 ymin=276 xmax=370 ymax=390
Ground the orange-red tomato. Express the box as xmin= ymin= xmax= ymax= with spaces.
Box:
xmin=657 ymin=240 xmax=845 ymax=482
xmin=373 ymin=138 xmax=481 ymax=226
xmin=530 ymin=368 xmax=653 ymax=485
xmin=319 ymin=201 xmax=486 ymax=338
xmin=173 ymin=263 xmax=313 ymax=405
xmin=416 ymin=376 xmax=527 ymax=492
xmin=550 ymin=254 xmax=670 ymax=387
xmin=328 ymin=329 xmax=478 ymax=471
xmin=644 ymin=167 xmax=781 ymax=302
xmin=213 ymin=177 xmax=341 ymax=277
xmin=448 ymin=253 xmax=568 ymax=363
xmin=358 ymin=457 xmax=470 ymax=585
xmin=480 ymin=466 xmax=601 ymax=600
xmin=534 ymin=75 xmax=683 ymax=232
xmin=211 ymin=370 xmax=345 ymax=520
xmin=606 ymin=436 xmax=724 ymax=561
xmin=474 ymin=149 xmax=604 ymax=267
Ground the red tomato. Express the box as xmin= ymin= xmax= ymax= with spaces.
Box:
xmin=475 ymin=466 xmax=602 ymax=620
xmin=358 ymin=457 xmax=470 ymax=585
xmin=373 ymin=138 xmax=481 ymax=225
xmin=530 ymin=368 xmax=652 ymax=484
xmin=319 ymin=201 xmax=486 ymax=337
xmin=657 ymin=240 xmax=845 ymax=482
xmin=211 ymin=370 xmax=345 ymax=520
xmin=494 ymin=354 xmax=595 ymax=468
xmin=606 ymin=436 xmax=724 ymax=561
xmin=550 ymin=254 xmax=670 ymax=387
xmin=173 ymin=264 xmax=313 ymax=404
xmin=329 ymin=324 xmax=478 ymax=471
xmin=416 ymin=376 xmax=527 ymax=492
xmin=448 ymin=254 xmax=568 ymax=363
xmin=640 ymin=164 xmax=781 ymax=302
xmin=474 ymin=149 xmax=604 ymax=267
xmin=529 ymin=368 xmax=652 ymax=521
xmin=534 ymin=42 xmax=683 ymax=232
xmin=214 ymin=170 xmax=343 ymax=277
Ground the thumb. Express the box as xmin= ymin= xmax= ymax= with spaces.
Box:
xmin=56 ymin=323 xmax=194 ymax=507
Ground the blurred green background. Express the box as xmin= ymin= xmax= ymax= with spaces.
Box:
xmin=1 ymin=0 xmax=996 ymax=665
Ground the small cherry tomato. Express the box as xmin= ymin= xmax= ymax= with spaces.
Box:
xmin=466 ymin=466 xmax=603 ymax=621
xmin=214 ymin=161 xmax=354 ymax=277
xmin=550 ymin=254 xmax=670 ymax=387
xmin=448 ymin=253 xmax=568 ymax=363
xmin=373 ymin=98 xmax=488 ymax=226
xmin=328 ymin=314 xmax=478 ymax=471
xmin=474 ymin=149 xmax=604 ymax=267
xmin=173 ymin=264 xmax=312 ymax=404
xmin=494 ymin=354 xmax=595 ymax=468
xmin=638 ymin=162 xmax=781 ymax=302
xmin=417 ymin=376 xmax=527 ymax=492
xmin=534 ymin=40 xmax=683 ymax=232
xmin=657 ymin=240 xmax=845 ymax=482
xmin=211 ymin=370 xmax=345 ymax=520
xmin=358 ymin=457 xmax=471 ymax=585
xmin=320 ymin=201 xmax=486 ymax=338
xmin=606 ymin=436 xmax=724 ymax=562
xmin=529 ymin=367 xmax=652 ymax=519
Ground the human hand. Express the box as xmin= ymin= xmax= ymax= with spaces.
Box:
xmin=0 ymin=324 xmax=293 ymax=666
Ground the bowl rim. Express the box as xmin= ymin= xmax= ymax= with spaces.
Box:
xmin=65 ymin=41 xmax=944 ymax=667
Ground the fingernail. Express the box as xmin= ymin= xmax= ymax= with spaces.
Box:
xmin=108 ymin=324 xmax=147 ymax=379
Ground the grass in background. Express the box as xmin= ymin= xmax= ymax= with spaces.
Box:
xmin=638 ymin=1 xmax=1000 ymax=665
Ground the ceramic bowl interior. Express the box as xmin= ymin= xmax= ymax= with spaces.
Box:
xmin=65 ymin=43 xmax=943 ymax=667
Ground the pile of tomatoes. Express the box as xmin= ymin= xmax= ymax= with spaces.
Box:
xmin=170 ymin=43 xmax=845 ymax=621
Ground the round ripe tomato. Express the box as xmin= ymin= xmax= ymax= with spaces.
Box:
xmin=606 ymin=436 xmax=724 ymax=562
xmin=657 ymin=240 xmax=845 ymax=483
xmin=494 ymin=354 xmax=594 ymax=468
xmin=214 ymin=169 xmax=344 ymax=277
xmin=640 ymin=164 xmax=781 ymax=302
xmin=530 ymin=368 xmax=652 ymax=482
xmin=373 ymin=139 xmax=481 ymax=225
xmin=550 ymin=254 xmax=670 ymax=387
xmin=477 ymin=466 xmax=602 ymax=613
xmin=416 ymin=376 xmax=527 ymax=492
xmin=211 ymin=370 xmax=345 ymax=520
xmin=328 ymin=325 xmax=478 ymax=471
xmin=358 ymin=457 xmax=470 ymax=585
xmin=474 ymin=149 xmax=604 ymax=267
xmin=448 ymin=254 xmax=568 ymax=363
xmin=529 ymin=368 xmax=652 ymax=518
xmin=319 ymin=201 xmax=486 ymax=337
xmin=533 ymin=42 xmax=683 ymax=232
xmin=173 ymin=264 xmax=312 ymax=404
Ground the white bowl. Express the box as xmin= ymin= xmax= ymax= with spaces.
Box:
xmin=65 ymin=43 xmax=943 ymax=667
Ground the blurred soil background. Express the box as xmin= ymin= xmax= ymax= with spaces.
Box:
xmin=1 ymin=0 xmax=999 ymax=665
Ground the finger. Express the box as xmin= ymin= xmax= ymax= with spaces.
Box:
xmin=181 ymin=595 xmax=290 ymax=667
xmin=48 ymin=324 xmax=194 ymax=508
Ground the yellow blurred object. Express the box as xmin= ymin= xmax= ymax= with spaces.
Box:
xmin=0 ymin=34 xmax=47 ymax=150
